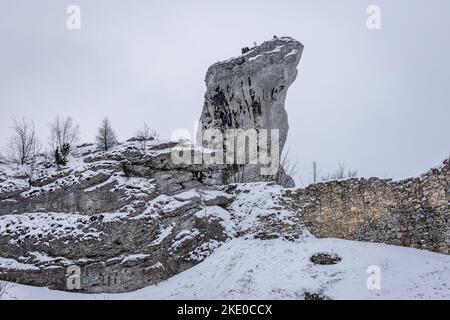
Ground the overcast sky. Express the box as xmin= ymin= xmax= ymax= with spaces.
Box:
xmin=1 ymin=0 xmax=449 ymax=185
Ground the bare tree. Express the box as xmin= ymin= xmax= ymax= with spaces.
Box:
xmin=96 ymin=118 xmax=118 ymax=151
xmin=347 ymin=168 xmax=358 ymax=178
xmin=49 ymin=116 xmax=80 ymax=151
xmin=321 ymin=162 xmax=358 ymax=182
xmin=136 ymin=122 xmax=159 ymax=150
xmin=49 ymin=116 xmax=80 ymax=166
xmin=332 ymin=163 xmax=346 ymax=180
xmin=3 ymin=118 xmax=40 ymax=166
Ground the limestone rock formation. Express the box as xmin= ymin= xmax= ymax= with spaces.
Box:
xmin=198 ymin=37 xmax=303 ymax=187
xmin=0 ymin=140 xmax=303 ymax=292
xmin=0 ymin=141 xmax=239 ymax=292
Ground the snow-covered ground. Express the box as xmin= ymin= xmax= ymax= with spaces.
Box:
xmin=2 ymin=235 xmax=450 ymax=300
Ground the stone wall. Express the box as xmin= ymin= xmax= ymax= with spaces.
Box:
xmin=289 ymin=158 xmax=450 ymax=254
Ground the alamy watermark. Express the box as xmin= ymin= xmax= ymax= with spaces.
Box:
xmin=66 ymin=265 xmax=81 ymax=290
xmin=66 ymin=5 xmax=81 ymax=30
xmin=171 ymin=124 xmax=281 ymax=176
xmin=366 ymin=265 xmax=382 ymax=290
xmin=367 ymin=5 xmax=381 ymax=30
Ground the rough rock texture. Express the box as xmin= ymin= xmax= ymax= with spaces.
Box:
xmin=198 ymin=37 xmax=303 ymax=187
xmin=0 ymin=139 xmax=303 ymax=293
xmin=287 ymin=158 xmax=450 ymax=254
xmin=0 ymin=142 xmax=449 ymax=293
xmin=0 ymin=142 xmax=231 ymax=216
xmin=0 ymin=189 xmax=234 ymax=293
xmin=0 ymin=141 xmax=240 ymax=292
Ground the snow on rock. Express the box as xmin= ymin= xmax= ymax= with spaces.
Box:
xmin=195 ymin=206 xmax=235 ymax=237
xmin=0 ymin=212 xmax=103 ymax=244
xmin=0 ymin=176 xmax=236 ymax=293
xmin=170 ymin=229 xmax=202 ymax=251
xmin=227 ymin=183 xmax=303 ymax=240
xmin=0 ymin=257 xmax=39 ymax=271
xmin=151 ymin=223 xmax=175 ymax=245
xmin=121 ymin=254 xmax=151 ymax=264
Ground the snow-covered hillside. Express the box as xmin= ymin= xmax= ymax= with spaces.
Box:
xmin=2 ymin=235 xmax=450 ymax=300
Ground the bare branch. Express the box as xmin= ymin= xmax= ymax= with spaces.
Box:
xmin=3 ymin=117 xmax=40 ymax=166
xmin=135 ymin=122 xmax=159 ymax=150
xmin=320 ymin=162 xmax=359 ymax=182
xmin=49 ymin=115 xmax=80 ymax=166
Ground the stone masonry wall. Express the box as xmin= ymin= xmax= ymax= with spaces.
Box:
xmin=289 ymin=158 xmax=450 ymax=254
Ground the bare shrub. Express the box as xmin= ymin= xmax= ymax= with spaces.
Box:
xmin=3 ymin=118 xmax=40 ymax=166
xmin=48 ymin=116 xmax=80 ymax=166
xmin=319 ymin=162 xmax=358 ymax=182
xmin=136 ymin=122 xmax=159 ymax=150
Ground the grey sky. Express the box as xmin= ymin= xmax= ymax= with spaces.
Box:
xmin=1 ymin=0 xmax=449 ymax=185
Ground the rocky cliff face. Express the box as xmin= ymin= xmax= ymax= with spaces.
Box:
xmin=0 ymin=142 xmax=230 ymax=216
xmin=0 ymin=139 xmax=305 ymax=293
xmin=0 ymin=139 xmax=302 ymax=292
xmin=198 ymin=37 xmax=303 ymax=187
xmin=0 ymin=141 xmax=236 ymax=292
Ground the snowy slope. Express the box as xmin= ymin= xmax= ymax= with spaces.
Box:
xmin=2 ymin=235 xmax=450 ymax=300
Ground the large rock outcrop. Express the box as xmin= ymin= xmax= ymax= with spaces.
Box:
xmin=0 ymin=138 xmax=302 ymax=293
xmin=198 ymin=37 xmax=303 ymax=187
xmin=0 ymin=141 xmax=238 ymax=292
xmin=0 ymin=140 xmax=305 ymax=293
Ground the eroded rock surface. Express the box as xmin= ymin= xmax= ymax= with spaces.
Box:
xmin=198 ymin=37 xmax=303 ymax=187
xmin=0 ymin=140 xmax=302 ymax=293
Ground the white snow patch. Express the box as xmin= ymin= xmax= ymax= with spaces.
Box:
xmin=170 ymin=229 xmax=201 ymax=250
xmin=122 ymin=254 xmax=150 ymax=263
xmin=0 ymin=257 xmax=39 ymax=271
xmin=151 ymin=223 xmax=175 ymax=245
xmin=285 ymin=49 xmax=298 ymax=58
